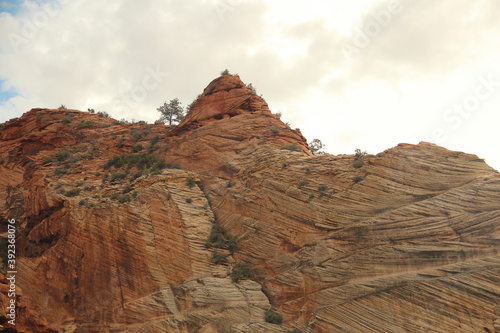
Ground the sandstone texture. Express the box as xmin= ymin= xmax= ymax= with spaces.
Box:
xmin=0 ymin=75 xmax=499 ymax=332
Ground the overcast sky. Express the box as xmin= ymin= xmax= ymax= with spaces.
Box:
xmin=1 ymin=0 xmax=499 ymax=170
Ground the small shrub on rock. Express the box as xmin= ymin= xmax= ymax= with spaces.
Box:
xmin=353 ymin=176 xmax=364 ymax=183
xmin=132 ymin=144 xmax=142 ymax=153
xmin=55 ymin=150 xmax=71 ymax=161
xmin=77 ymin=120 xmax=94 ymax=129
xmin=353 ymin=148 xmax=367 ymax=169
xmin=231 ymin=263 xmax=253 ymax=282
xmin=186 ymin=177 xmax=196 ymax=188
xmin=65 ymin=188 xmax=81 ymax=197
xmin=111 ymin=173 xmax=127 ymax=183
xmin=118 ymin=194 xmax=131 ymax=203
xmin=205 ymin=222 xmax=237 ymax=253
xmin=211 ymin=251 xmax=228 ymax=264
xmin=265 ymin=309 xmax=283 ymax=325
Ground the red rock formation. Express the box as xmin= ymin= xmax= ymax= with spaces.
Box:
xmin=0 ymin=75 xmax=499 ymax=332
xmin=0 ymin=274 xmax=58 ymax=332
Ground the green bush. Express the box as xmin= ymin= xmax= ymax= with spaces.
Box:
xmin=131 ymin=130 xmax=142 ymax=141
xmin=149 ymin=134 xmax=160 ymax=145
xmin=297 ymin=180 xmax=308 ymax=189
xmin=353 ymin=148 xmax=367 ymax=169
xmin=118 ymin=194 xmax=131 ymax=203
xmin=97 ymin=111 xmax=110 ymax=118
xmin=205 ymin=222 xmax=238 ymax=253
xmin=65 ymin=188 xmax=81 ymax=197
xmin=77 ymin=120 xmax=94 ymax=129
xmin=352 ymin=160 xmax=364 ymax=169
xmin=132 ymin=144 xmax=142 ymax=153
xmin=55 ymin=149 xmax=71 ymax=161
xmin=353 ymin=176 xmax=363 ymax=183
xmin=281 ymin=144 xmax=301 ymax=152
xmin=68 ymin=154 xmax=82 ymax=163
xmin=58 ymin=104 xmax=67 ymax=110
xmin=151 ymin=160 xmax=166 ymax=173
xmin=270 ymin=125 xmax=280 ymax=135
xmin=226 ymin=238 xmax=237 ymax=253
xmin=111 ymin=173 xmax=127 ymax=183
xmin=43 ymin=156 xmax=54 ymax=164
xmin=355 ymin=148 xmax=367 ymax=160
xmin=186 ymin=198 xmax=192 ymax=204
xmin=104 ymin=153 xmax=168 ymax=172
xmin=54 ymin=168 xmax=67 ymax=176
xmin=211 ymin=251 xmax=228 ymax=264
xmin=318 ymin=184 xmax=327 ymax=197
xmin=308 ymin=138 xmax=325 ymax=155
xmin=265 ymin=309 xmax=283 ymax=325
xmin=61 ymin=114 xmax=74 ymax=124
xmin=186 ymin=177 xmax=196 ymax=188
xmin=231 ymin=263 xmax=253 ymax=282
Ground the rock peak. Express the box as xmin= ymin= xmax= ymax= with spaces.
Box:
xmin=172 ymin=74 xmax=273 ymax=134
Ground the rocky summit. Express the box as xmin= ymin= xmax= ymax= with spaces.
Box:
xmin=0 ymin=75 xmax=499 ymax=332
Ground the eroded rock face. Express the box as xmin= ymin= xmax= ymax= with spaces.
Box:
xmin=0 ymin=76 xmax=499 ymax=332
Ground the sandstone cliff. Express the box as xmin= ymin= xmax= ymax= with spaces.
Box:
xmin=0 ymin=75 xmax=499 ymax=332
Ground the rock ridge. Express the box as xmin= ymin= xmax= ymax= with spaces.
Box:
xmin=0 ymin=76 xmax=499 ymax=332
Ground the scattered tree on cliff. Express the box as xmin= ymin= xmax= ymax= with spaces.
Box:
xmin=220 ymin=69 xmax=231 ymax=76
xmin=156 ymin=98 xmax=186 ymax=125
xmin=309 ymin=138 xmax=325 ymax=155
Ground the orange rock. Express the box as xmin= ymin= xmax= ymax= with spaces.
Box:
xmin=0 ymin=76 xmax=499 ymax=332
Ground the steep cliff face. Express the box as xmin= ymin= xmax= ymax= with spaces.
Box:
xmin=0 ymin=75 xmax=499 ymax=332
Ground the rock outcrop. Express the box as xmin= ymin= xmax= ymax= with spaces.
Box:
xmin=0 ymin=75 xmax=499 ymax=332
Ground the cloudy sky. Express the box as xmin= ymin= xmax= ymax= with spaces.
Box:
xmin=1 ymin=0 xmax=500 ymax=170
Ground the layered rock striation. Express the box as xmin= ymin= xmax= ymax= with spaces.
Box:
xmin=0 ymin=75 xmax=499 ymax=332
